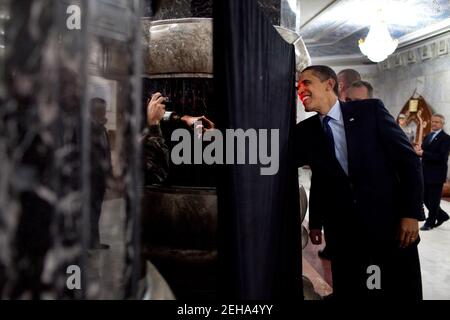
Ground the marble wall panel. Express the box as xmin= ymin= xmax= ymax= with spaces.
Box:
xmin=0 ymin=0 xmax=143 ymax=299
xmin=371 ymin=35 xmax=450 ymax=178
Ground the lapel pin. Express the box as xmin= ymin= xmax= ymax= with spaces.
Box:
xmin=349 ymin=118 xmax=355 ymax=122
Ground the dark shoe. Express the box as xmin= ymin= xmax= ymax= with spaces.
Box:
xmin=435 ymin=214 xmax=449 ymax=227
xmin=318 ymin=247 xmax=331 ymax=260
xmin=90 ymin=243 xmax=110 ymax=250
xmin=420 ymin=224 xmax=434 ymax=231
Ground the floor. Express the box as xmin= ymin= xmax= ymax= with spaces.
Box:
xmin=90 ymin=169 xmax=450 ymax=300
xmin=419 ymin=200 xmax=450 ymax=300
xmin=87 ymin=197 xmax=127 ymax=299
xmin=90 ymin=193 xmax=175 ymax=300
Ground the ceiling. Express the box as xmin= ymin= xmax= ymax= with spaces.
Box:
xmin=298 ymin=0 xmax=450 ymax=63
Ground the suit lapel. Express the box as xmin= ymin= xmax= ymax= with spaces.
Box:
xmin=312 ymin=114 xmax=330 ymax=153
xmin=423 ymin=133 xmax=433 ymax=147
xmin=311 ymin=115 xmax=339 ymax=167
xmin=313 ymin=109 xmax=349 ymax=178
xmin=431 ymin=130 xmax=444 ymax=144
xmin=341 ymin=101 xmax=356 ymax=178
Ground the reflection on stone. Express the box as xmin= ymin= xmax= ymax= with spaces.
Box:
xmin=143 ymin=78 xmax=215 ymax=121
xmin=141 ymin=186 xmax=218 ymax=299
xmin=143 ymin=18 xmax=213 ymax=77
xmin=0 ymin=0 xmax=143 ymax=299
xmin=148 ymin=0 xmax=213 ymax=20
xmin=0 ymin=0 xmax=86 ymax=299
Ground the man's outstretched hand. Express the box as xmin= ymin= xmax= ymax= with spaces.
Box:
xmin=181 ymin=115 xmax=215 ymax=133
xmin=147 ymin=92 xmax=165 ymax=126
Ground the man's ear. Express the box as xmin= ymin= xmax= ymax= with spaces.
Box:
xmin=326 ymin=78 xmax=336 ymax=92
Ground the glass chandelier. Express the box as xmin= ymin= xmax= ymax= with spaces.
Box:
xmin=359 ymin=19 xmax=398 ymax=63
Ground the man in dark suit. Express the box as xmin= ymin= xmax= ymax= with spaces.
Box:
xmin=295 ymin=65 xmax=425 ymax=299
xmin=415 ymin=114 xmax=450 ymax=230
xmin=89 ymin=98 xmax=112 ymax=249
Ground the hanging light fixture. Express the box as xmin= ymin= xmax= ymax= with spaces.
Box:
xmin=359 ymin=19 xmax=398 ymax=63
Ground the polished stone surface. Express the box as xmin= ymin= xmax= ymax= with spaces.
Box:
xmin=1 ymin=1 xmax=86 ymax=299
xmin=147 ymin=0 xmax=212 ymax=19
xmin=143 ymin=78 xmax=216 ymax=121
xmin=86 ymin=198 xmax=126 ymax=299
xmin=143 ymin=18 xmax=213 ymax=76
xmin=1 ymin=0 xmax=143 ymax=299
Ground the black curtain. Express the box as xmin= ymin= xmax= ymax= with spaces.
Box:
xmin=214 ymin=0 xmax=302 ymax=299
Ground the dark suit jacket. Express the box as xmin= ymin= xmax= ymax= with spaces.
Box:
xmin=421 ymin=130 xmax=450 ymax=184
xmin=90 ymin=121 xmax=112 ymax=192
xmin=295 ymin=99 xmax=425 ymax=249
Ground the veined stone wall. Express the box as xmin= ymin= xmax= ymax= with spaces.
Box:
xmin=373 ymin=32 xmax=450 ymax=178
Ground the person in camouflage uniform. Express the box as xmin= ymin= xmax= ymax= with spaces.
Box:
xmin=143 ymin=92 xmax=215 ymax=185
xmin=143 ymin=92 xmax=170 ymax=185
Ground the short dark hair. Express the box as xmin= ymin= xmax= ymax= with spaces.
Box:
xmin=301 ymin=65 xmax=339 ymax=96
xmin=90 ymin=97 xmax=107 ymax=114
xmin=337 ymin=69 xmax=361 ymax=85
xmin=90 ymin=97 xmax=106 ymax=105
xmin=350 ymin=80 xmax=374 ymax=98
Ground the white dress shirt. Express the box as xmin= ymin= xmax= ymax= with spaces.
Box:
xmin=320 ymin=100 xmax=349 ymax=175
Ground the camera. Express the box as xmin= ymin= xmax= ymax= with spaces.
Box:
xmin=163 ymin=96 xmax=173 ymax=110
xmin=162 ymin=96 xmax=178 ymax=122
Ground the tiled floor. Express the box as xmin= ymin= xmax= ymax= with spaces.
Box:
xmin=88 ymin=197 xmax=127 ymax=299
xmin=419 ymin=200 xmax=450 ymax=300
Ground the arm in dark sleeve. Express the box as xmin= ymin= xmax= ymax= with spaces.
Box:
xmin=294 ymin=121 xmax=309 ymax=167
xmin=295 ymin=120 xmax=320 ymax=228
xmin=308 ymin=177 xmax=323 ymax=230
xmin=423 ymin=136 xmax=450 ymax=163
xmin=143 ymin=124 xmax=170 ymax=185
xmin=374 ymin=100 xmax=424 ymax=220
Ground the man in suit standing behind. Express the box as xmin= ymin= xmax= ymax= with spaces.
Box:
xmin=296 ymin=65 xmax=424 ymax=299
xmin=415 ymin=114 xmax=450 ymax=230
xmin=89 ymin=98 xmax=112 ymax=249
xmin=315 ymin=68 xmax=363 ymax=261
xmin=337 ymin=69 xmax=361 ymax=101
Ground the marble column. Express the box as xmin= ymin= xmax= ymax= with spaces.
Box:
xmin=0 ymin=0 xmax=143 ymax=299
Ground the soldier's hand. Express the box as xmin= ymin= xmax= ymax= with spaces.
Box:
xmin=147 ymin=92 xmax=166 ymax=126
